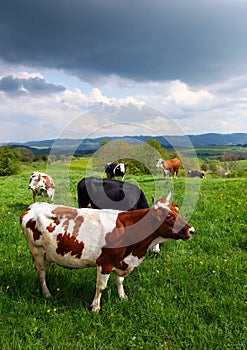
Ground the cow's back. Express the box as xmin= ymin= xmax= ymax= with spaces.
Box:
xmin=77 ymin=177 xmax=149 ymax=211
xmin=20 ymin=202 xmax=120 ymax=269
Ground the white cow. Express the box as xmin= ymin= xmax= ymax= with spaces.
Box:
xmin=28 ymin=171 xmax=55 ymax=203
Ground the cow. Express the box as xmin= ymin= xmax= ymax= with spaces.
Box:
xmin=216 ymin=165 xmax=230 ymax=178
xmin=156 ymin=158 xmax=181 ymax=178
xmin=28 ymin=171 xmax=55 ymax=203
xmin=187 ymin=170 xmax=205 ymax=178
xmin=77 ymin=177 xmax=168 ymax=253
xmin=105 ymin=162 xmax=126 ymax=181
xmin=77 ymin=177 xmax=149 ymax=211
xmin=20 ymin=196 xmax=195 ymax=312
xmin=78 ymin=177 xmax=168 ymax=253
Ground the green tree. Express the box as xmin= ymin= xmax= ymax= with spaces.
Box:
xmin=0 ymin=146 xmax=21 ymax=176
xmin=101 ymin=140 xmax=111 ymax=146
xmin=60 ymin=154 xmax=67 ymax=162
xmin=146 ymin=139 xmax=169 ymax=159
xmin=48 ymin=154 xmax=57 ymax=164
xmin=16 ymin=147 xmax=34 ymax=162
xmin=92 ymin=140 xmax=132 ymax=171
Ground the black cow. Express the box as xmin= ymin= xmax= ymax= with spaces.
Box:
xmin=77 ymin=177 xmax=149 ymax=211
xmin=105 ymin=162 xmax=126 ymax=181
xmin=188 ymin=170 xmax=205 ymax=178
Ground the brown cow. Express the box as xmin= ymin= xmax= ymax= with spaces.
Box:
xmin=156 ymin=158 xmax=181 ymax=178
xmin=20 ymin=194 xmax=195 ymax=312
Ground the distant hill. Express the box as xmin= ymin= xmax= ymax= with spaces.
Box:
xmin=188 ymin=133 xmax=247 ymax=147
xmin=2 ymin=133 xmax=247 ymax=157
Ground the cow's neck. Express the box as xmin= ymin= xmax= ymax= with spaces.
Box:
xmin=107 ymin=208 xmax=164 ymax=258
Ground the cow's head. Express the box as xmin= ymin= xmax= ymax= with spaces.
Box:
xmin=156 ymin=158 xmax=164 ymax=168
xmin=118 ymin=163 xmax=126 ymax=173
xmin=152 ymin=194 xmax=195 ymax=241
xmin=28 ymin=173 xmax=47 ymax=191
xmin=152 ymin=190 xmax=179 ymax=213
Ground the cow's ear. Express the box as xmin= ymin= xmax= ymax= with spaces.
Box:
xmin=173 ymin=203 xmax=179 ymax=212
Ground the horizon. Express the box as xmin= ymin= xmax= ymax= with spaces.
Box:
xmin=2 ymin=131 xmax=247 ymax=146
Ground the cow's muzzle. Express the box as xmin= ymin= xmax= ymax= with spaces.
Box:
xmin=178 ymin=226 xmax=195 ymax=240
xmin=186 ymin=227 xmax=195 ymax=239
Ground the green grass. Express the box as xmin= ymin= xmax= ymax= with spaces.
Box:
xmin=239 ymin=159 xmax=247 ymax=170
xmin=0 ymin=161 xmax=246 ymax=349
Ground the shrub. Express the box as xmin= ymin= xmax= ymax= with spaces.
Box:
xmin=0 ymin=146 xmax=21 ymax=176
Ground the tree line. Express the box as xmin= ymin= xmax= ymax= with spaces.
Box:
xmin=0 ymin=141 xmax=244 ymax=177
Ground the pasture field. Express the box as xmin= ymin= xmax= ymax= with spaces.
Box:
xmin=0 ymin=160 xmax=246 ymax=350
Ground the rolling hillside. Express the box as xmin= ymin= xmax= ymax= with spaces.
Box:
xmin=2 ymin=133 xmax=247 ymax=157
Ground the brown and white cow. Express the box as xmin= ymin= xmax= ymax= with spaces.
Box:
xmin=28 ymin=172 xmax=55 ymax=203
xmin=156 ymin=158 xmax=181 ymax=178
xmin=20 ymin=195 xmax=195 ymax=312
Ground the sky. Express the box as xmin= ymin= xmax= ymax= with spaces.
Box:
xmin=1 ymin=0 xmax=247 ymax=143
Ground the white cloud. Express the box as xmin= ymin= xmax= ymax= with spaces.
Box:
xmin=0 ymin=68 xmax=247 ymax=142
xmin=166 ymin=80 xmax=215 ymax=107
xmin=11 ymin=72 xmax=44 ymax=80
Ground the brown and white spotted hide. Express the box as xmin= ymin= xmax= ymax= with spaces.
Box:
xmin=20 ymin=198 xmax=195 ymax=312
xmin=28 ymin=172 xmax=55 ymax=203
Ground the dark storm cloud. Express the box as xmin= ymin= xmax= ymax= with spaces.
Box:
xmin=0 ymin=0 xmax=247 ymax=84
xmin=0 ymin=75 xmax=65 ymax=95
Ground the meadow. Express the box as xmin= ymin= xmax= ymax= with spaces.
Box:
xmin=0 ymin=159 xmax=246 ymax=349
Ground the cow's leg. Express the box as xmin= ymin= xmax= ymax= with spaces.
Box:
xmin=32 ymin=190 xmax=36 ymax=203
xmin=115 ymin=274 xmax=127 ymax=299
xmin=49 ymin=190 xmax=54 ymax=204
xmin=30 ymin=246 xmax=52 ymax=298
xmin=174 ymin=168 xmax=178 ymax=179
xmin=41 ymin=191 xmax=46 ymax=202
xmin=163 ymin=168 xmax=170 ymax=178
xmin=78 ymin=189 xmax=90 ymax=208
xmin=91 ymin=266 xmax=110 ymax=312
xmin=152 ymin=243 xmax=160 ymax=253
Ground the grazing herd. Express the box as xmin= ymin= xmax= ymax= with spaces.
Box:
xmin=20 ymin=159 xmax=199 ymax=312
